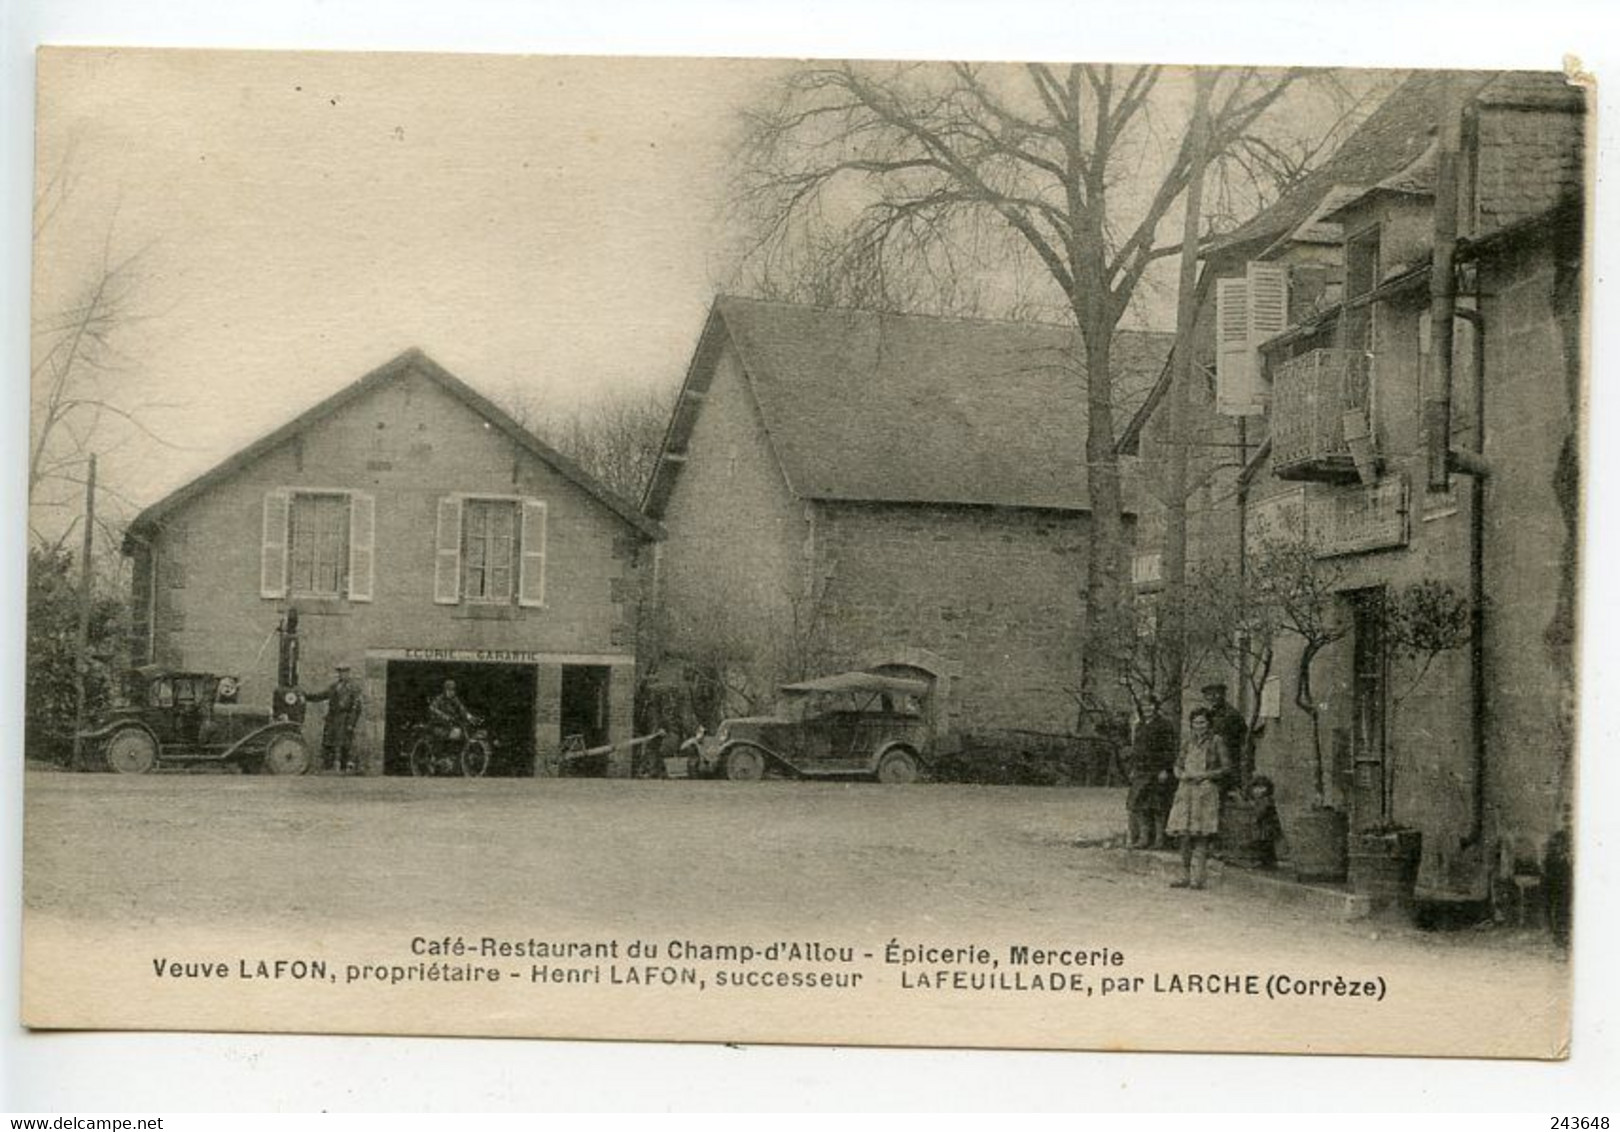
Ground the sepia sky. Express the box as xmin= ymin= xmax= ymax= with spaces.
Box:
xmin=8 ymin=0 xmax=1620 ymax=1114
xmin=32 ymin=49 xmax=791 ymax=524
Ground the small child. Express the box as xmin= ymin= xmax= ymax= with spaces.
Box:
xmin=1249 ymin=775 xmax=1282 ymax=870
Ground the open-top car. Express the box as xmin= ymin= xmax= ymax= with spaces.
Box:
xmin=684 ymin=670 xmax=934 ymax=783
xmin=78 ymin=666 xmax=312 ymax=775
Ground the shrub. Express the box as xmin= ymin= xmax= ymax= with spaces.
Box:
xmin=26 ymin=547 xmax=124 ymax=765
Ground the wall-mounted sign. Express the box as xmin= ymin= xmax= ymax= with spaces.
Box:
xmin=390 ymin=647 xmax=543 ymax=664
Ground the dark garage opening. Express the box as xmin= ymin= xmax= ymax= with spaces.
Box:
xmin=384 ymin=661 xmax=537 ymax=777
xmin=560 ymin=665 xmax=611 ymax=750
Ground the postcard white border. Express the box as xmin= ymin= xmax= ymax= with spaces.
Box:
xmin=4 ymin=0 xmax=1618 ymax=1114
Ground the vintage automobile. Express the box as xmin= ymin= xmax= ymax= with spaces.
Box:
xmin=78 ymin=666 xmax=313 ymax=775
xmin=684 ymin=670 xmax=933 ymax=783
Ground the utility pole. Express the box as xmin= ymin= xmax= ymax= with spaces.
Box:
xmin=1159 ymin=69 xmax=1215 ymax=728
xmin=70 ymin=453 xmax=96 ymax=770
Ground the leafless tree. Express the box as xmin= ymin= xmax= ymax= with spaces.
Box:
xmin=505 ymin=384 xmax=675 ymax=504
xmin=30 ymin=150 xmax=170 ymax=557
xmin=728 ymin=62 xmax=1309 ymax=695
xmin=1204 ymin=70 xmax=1400 ymax=233
xmin=1247 ymin=535 xmax=1349 ymax=808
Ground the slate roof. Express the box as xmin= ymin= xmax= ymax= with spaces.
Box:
xmin=124 ymin=348 xmax=663 ymax=548
xmin=645 ymin=297 xmax=1173 ymax=516
xmin=1204 ymin=68 xmax=1581 ymax=259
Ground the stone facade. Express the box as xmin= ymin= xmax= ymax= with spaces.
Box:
xmin=645 ymin=302 xmax=1154 ymax=739
xmin=654 ymin=344 xmax=812 ymax=679
xmin=124 ymin=350 xmax=658 ymax=776
xmin=1120 ymin=73 xmax=1584 ymax=906
xmin=811 ymin=502 xmax=1090 ymax=734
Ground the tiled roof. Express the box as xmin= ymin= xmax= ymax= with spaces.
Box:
xmin=647 ymin=297 xmax=1173 ymax=515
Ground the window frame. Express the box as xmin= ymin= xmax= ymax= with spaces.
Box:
xmin=286 ymin=489 xmax=353 ymax=599
xmin=459 ymin=495 xmax=521 ymax=605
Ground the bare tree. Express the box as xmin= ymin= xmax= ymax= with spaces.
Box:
xmin=1184 ymin=556 xmax=1281 ymax=787
xmin=30 ymin=151 xmax=170 ymax=556
xmin=505 ymin=384 xmax=675 ymax=504
xmin=729 ymin=62 xmax=1305 ymax=695
xmin=1247 ymin=536 xmax=1348 ymax=808
xmin=1376 ymin=580 xmax=1474 ymax=827
xmin=1204 ymin=70 xmax=1401 ymax=233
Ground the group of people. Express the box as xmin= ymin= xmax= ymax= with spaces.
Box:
xmin=1123 ymin=682 xmax=1276 ymax=890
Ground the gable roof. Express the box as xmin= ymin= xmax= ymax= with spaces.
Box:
xmin=644 ymin=297 xmax=1173 ymax=517
xmin=124 ymin=348 xmax=663 ymax=546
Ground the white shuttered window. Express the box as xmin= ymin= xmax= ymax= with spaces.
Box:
xmin=435 ymin=494 xmax=547 ymax=607
xmin=348 ymin=492 xmax=375 ymax=602
xmin=260 ymin=490 xmax=291 ymax=598
xmin=519 ymin=498 xmax=548 ymax=608
xmin=1215 ymin=277 xmax=1255 ymax=415
xmin=262 ymin=489 xmax=369 ymax=600
xmin=1246 ymin=262 xmax=1289 ymax=345
xmin=434 ymin=496 xmax=463 ymax=605
xmin=1215 ymin=262 xmax=1290 ymax=417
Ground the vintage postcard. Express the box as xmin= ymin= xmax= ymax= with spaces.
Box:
xmin=22 ymin=48 xmax=1585 ymax=1058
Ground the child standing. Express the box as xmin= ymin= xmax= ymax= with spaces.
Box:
xmin=1166 ymin=707 xmax=1232 ymax=890
xmin=1247 ymin=775 xmax=1282 ymax=870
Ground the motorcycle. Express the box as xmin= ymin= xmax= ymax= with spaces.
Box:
xmin=406 ymin=716 xmax=493 ymax=778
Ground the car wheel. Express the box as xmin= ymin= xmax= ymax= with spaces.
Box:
xmin=876 ymin=748 xmax=920 ymax=784
xmin=262 ymin=733 xmax=312 ymax=776
xmin=461 ymin=739 xmax=491 ymax=778
xmin=723 ymin=744 xmax=766 ymax=782
xmin=105 ymin=728 xmax=158 ymax=774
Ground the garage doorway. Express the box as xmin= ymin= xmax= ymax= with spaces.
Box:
xmin=560 ymin=665 xmax=611 ymax=749
xmin=384 ymin=661 xmax=536 ymax=776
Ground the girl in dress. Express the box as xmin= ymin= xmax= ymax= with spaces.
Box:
xmin=1167 ymin=707 xmax=1232 ymax=890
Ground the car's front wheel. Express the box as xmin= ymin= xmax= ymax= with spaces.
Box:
xmin=723 ymin=744 xmax=767 ymax=782
xmin=261 ymin=733 xmax=312 ymax=776
xmin=104 ymin=728 xmax=158 ymax=774
xmin=875 ymin=748 xmax=920 ymax=784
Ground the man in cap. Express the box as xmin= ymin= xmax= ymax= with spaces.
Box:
xmin=1201 ymin=682 xmax=1248 ymax=793
xmin=307 ymin=662 xmax=365 ymax=774
xmin=1126 ymin=697 xmax=1178 ymax=849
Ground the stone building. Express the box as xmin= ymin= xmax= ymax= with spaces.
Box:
xmin=1120 ymin=70 xmax=1585 ymax=906
xmin=122 ymin=348 xmax=662 ymax=776
xmin=643 ymin=296 xmax=1172 ymax=737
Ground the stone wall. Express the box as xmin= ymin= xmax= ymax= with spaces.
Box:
xmin=129 ymin=362 xmax=647 ymax=772
xmin=812 ymin=501 xmax=1091 ymax=734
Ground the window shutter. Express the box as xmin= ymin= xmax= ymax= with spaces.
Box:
xmin=1215 ymin=277 xmax=1255 ymax=416
xmin=434 ymin=496 xmax=463 ymax=605
xmin=260 ymin=490 xmax=290 ymax=599
xmin=519 ymin=497 xmax=548 ymax=608
xmin=1246 ymin=262 xmax=1290 ymax=346
xmin=348 ymin=492 xmax=375 ymax=602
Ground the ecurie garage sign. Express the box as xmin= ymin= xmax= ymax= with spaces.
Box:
xmin=389 ymin=647 xmax=545 ymax=665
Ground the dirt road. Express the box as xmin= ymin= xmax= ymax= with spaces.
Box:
xmin=21 ymin=772 xmax=1569 ymax=1056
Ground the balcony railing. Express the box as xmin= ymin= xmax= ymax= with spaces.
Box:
xmin=1270 ymin=348 xmax=1375 ymax=483
xmin=1244 ymin=480 xmax=1409 ymax=561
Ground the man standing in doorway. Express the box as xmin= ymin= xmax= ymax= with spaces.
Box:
xmin=1202 ymin=682 xmax=1249 ymax=793
xmin=307 ymin=662 xmax=365 ymax=774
